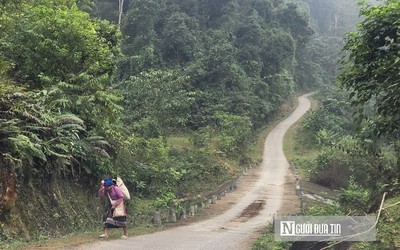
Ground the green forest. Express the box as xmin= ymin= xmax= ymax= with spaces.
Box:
xmin=0 ymin=0 xmax=399 ymax=249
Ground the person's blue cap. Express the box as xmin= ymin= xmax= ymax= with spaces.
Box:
xmin=104 ymin=178 xmax=113 ymax=187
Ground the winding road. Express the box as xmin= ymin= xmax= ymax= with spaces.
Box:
xmin=79 ymin=93 xmax=312 ymax=250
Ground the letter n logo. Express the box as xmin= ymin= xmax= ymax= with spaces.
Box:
xmin=280 ymin=221 xmax=295 ymax=236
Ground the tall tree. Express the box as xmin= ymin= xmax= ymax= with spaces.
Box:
xmin=339 ymin=0 xmax=400 ymax=203
xmin=121 ymin=69 xmax=193 ymax=136
xmin=161 ymin=12 xmax=198 ymax=64
xmin=339 ymin=0 xmax=400 ymax=136
xmin=118 ymin=0 xmax=124 ymax=28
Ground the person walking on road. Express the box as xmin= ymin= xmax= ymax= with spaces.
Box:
xmin=98 ymin=178 xmax=128 ymax=239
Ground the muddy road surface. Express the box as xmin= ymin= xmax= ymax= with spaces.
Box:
xmin=78 ymin=93 xmax=312 ymax=250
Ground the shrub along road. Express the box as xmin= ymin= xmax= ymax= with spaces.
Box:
xmin=77 ymin=93 xmax=313 ymax=250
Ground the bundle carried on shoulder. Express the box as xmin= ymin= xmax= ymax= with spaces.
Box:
xmin=115 ymin=177 xmax=131 ymax=200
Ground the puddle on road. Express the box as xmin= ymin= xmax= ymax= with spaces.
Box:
xmin=234 ymin=200 xmax=266 ymax=222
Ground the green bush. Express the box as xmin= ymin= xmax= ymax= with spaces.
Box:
xmin=338 ymin=179 xmax=370 ymax=214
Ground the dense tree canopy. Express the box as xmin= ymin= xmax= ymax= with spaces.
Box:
xmin=2 ymin=3 xmax=116 ymax=85
xmin=0 ymin=0 xmax=351 ymax=204
xmin=112 ymin=0 xmax=316 ymax=134
xmin=0 ymin=1 xmax=316 ymax=212
xmin=0 ymin=0 xmax=122 ymax=180
xmin=339 ymin=0 xmax=400 ymax=136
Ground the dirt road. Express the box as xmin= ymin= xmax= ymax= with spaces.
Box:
xmin=79 ymin=93 xmax=312 ymax=250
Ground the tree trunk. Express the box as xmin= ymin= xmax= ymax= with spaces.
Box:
xmin=118 ymin=0 xmax=124 ymax=29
